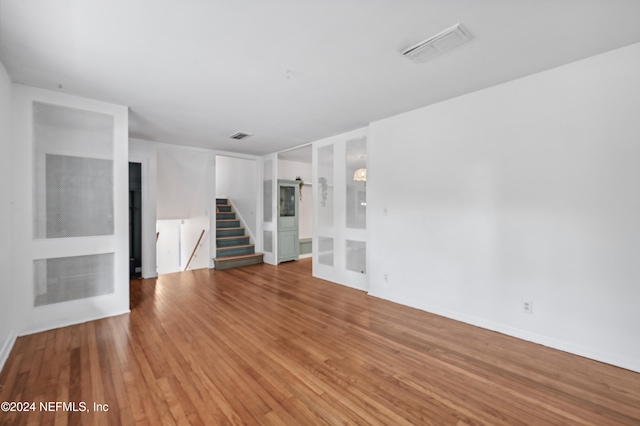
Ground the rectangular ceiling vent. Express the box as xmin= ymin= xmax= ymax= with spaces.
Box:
xmin=229 ymin=131 xmax=252 ymax=140
xmin=403 ymin=23 xmax=472 ymax=63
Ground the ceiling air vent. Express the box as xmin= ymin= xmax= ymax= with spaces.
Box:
xmin=403 ymin=23 xmax=472 ymax=64
xmin=229 ymin=131 xmax=252 ymax=140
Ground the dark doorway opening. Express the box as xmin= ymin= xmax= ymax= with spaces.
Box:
xmin=129 ymin=162 xmax=142 ymax=278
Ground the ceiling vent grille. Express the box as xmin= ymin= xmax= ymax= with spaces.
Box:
xmin=403 ymin=23 xmax=472 ymax=63
xmin=229 ymin=131 xmax=252 ymax=140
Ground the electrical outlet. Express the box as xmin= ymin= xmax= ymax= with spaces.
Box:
xmin=383 ymin=273 xmax=388 ymax=282
xmin=522 ymin=301 xmax=533 ymax=314
xmin=383 ymin=207 xmax=388 ymax=216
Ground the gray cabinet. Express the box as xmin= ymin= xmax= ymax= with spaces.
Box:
xmin=277 ymin=180 xmax=299 ymax=263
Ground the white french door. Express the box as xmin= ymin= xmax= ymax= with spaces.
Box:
xmin=312 ymin=127 xmax=368 ymax=290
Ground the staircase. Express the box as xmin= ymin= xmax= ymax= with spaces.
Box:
xmin=213 ymin=198 xmax=264 ymax=270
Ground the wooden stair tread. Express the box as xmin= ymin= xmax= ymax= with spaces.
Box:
xmin=217 ymin=244 xmax=254 ymax=250
xmin=214 ymin=253 xmax=263 ymax=261
xmin=213 ymin=199 xmax=262 ymax=270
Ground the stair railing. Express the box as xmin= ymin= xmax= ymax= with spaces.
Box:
xmin=184 ymin=229 xmax=206 ymax=271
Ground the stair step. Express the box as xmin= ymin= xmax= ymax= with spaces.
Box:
xmin=216 ymin=227 xmax=245 ymax=237
xmin=217 ymin=244 xmax=255 ymax=257
xmin=216 ymin=219 xmax=240 ymax=228
xmin=216 ymin=205 xmax=232 ymax=213
xmin=216 ymin=236 xmax=250 ymax=247
xmin=214 ymin=253 xmax=264 ymax=270
xmin=216 ymin=213 xmax=236 ymax=220
xmin=216 ymin=198 xmax=228 ymax=205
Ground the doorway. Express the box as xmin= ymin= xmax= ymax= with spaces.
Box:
xmin=277 ymin=145 xmax=312 ymax=261
xmin=129 ymin=162 xmax=142 ymax=278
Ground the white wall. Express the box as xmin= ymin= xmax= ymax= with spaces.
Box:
xmin=180 ymin=215 xmax=210 ymax=270
xmin=157 ymin=217 xmax=211 ymax=274
xmin=216 ymin=155 xmax=258 ymax=238
xmin=156 ymin=220 xmax=181 ymax=274
xmin=0 ymin=60 xmax=16 ymax=370
xmin=11 ymin=84 xmax=130 ymax=335
xmin=157 ymin=145 xmax=211 ymax=220
xmin=368 ymin=42 xmax=640 ymax=373
xmin=278 ymin=159 xmax=312 ymax=239
xmin=156 ymin=144 xmax=215 ymax=272
xmin=129 ymin=138 xmax=158 ymax=278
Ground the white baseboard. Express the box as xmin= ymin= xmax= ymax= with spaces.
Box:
xmin=18 ymin=309 xmax=131 ymax=338
xmin=368 ymin=289 xmax=640 ymax=374
xmin=0 ymin=330 xmax=17 ymax=373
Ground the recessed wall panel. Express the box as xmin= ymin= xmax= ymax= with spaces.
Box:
xmin=44 ymin=154 xmax=113 ymax=238
xmin=264 ymin=230 xmax=273 ymax=253
xmin=34 ymin=253 xmax=115 ymax=307
xmin=263 ymin=159 xmax=273 ymax=223
xmin=33 ymin=102 xmax=114 ymax=239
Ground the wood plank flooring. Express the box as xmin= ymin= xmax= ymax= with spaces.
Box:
xmin=1 ymin=258 xmax=639 ymax=425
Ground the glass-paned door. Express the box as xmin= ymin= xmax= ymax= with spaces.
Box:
xmin=277 ymin=180 xmax=299 ymax=263
xmin=312 ymin=128 xmax=368 ymax=291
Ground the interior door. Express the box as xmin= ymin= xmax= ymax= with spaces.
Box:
xmin=278 ymin=180 xmax=299 ymax=263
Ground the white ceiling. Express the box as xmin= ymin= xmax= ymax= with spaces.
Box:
xmin=2 ymin=1 xmax=640 ymax=156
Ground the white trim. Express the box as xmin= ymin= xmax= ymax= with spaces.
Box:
xmin=18 ymin=310 xmax=130 ymax=338
xmin=278 ymin=142 xmax=313 ymax=156
xmin=212 ymin=149 xmax=260 ymax=161
xmin=0 ymin=331 xmax=17 ymax=373
xmin=141 ymin=139 xmax=213 ymax=154
xmin=140 ymin=138 xmax=261 ymax=162
xmin=368 ymin=289 xmax=640 ymax=374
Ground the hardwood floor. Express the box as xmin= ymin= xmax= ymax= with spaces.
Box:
xmin=1 ymin=258 xmax=639 ymax=425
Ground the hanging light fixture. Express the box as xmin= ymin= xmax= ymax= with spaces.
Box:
xmin=353 ymin=168 xmax=367 ymax=182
